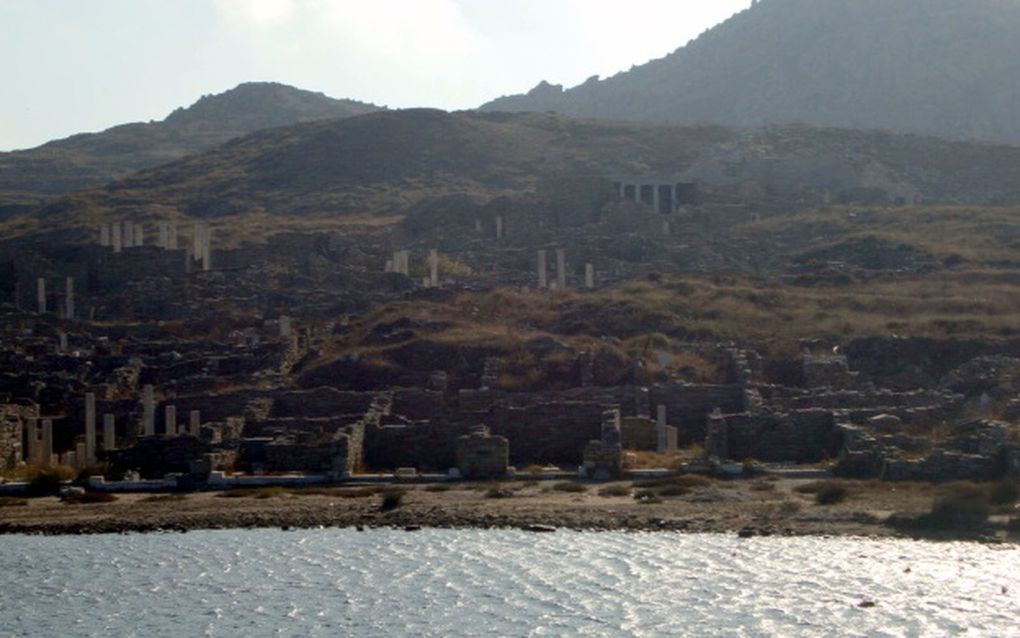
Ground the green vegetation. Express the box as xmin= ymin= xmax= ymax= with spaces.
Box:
xmin=25 ymin=466 xmax=75 ymax=497
xmin=61 ymin=492 xmax=118 ymax=505
xmin=796 ymin=481 xmax=852 ymax=505
xmin=597 ymin=484 xmax=632 ymax=497
xmin=551 ymin=482 xmax=588 ymax=493
xmin=216 ymin=486 xmax=289 ymax=499
xmin=379 ymin=488 xmax=407 ymax=511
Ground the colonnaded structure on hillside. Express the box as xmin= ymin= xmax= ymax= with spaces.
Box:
xmin=611 ymin=176 xmax=700 ymax=215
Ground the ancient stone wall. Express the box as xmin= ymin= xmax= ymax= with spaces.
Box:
xmin=648 ymin=383 xmax=746 ymax=444
xmin=364 ymin=417 xmax=478 ymax=471
xmin=724 ymin=409 xmax=839 ymax=463
xmin=620 ymin=417 xmax=657 ymax=451
xmin=455 ymin=427 xmax=509 ymax=478
xmin=0 ymin=408 xmax=25 ymax=470
xmin=489 ymin=401 xmax=607 ymax=466
xmin=270 ymin=388 xmax=375 ymax=418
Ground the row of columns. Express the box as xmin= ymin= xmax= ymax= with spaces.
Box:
xmin=35 ymin=277 xmax=75 ymax=319
xmin=99 ymin=221 xmax=209 ymax=271
xmin=536 ymin=249 xmax=597 ymax=290
xmin=386 ymin=249 xmax=443 ymax=289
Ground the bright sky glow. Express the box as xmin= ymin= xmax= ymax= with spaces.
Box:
xmin=0 ymin=0 xmax=749 ymax=151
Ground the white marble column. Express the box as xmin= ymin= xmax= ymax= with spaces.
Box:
xmin=36 ymin=278 xmax=46 ymax=314
xmin=585 ymin=263 xmax=595 ymax=289
xmin=165 ymin=405 xmax=177 ymax=436
xmin=556 ymin=249 xmax=566 ymax=289
xmin=142 ymin=385 xmax=155 ymax=436
xmin=189 ymin=410 xmax=201 ymax=437
xmin=537 ymin=250 xmax=547 ymax=289
xmin=64 ymin=277 xmax=74 ymax=320
xmin=656 ymin=405 xmax=668 ymax=454
xmin=429 ymin=249 xmax=439 ymax=288
xmin=85 ymin=393 xmax=96 ymax=464
xmin=103 ymin=414 xmax=116 ymax=451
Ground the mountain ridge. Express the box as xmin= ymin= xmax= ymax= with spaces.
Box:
xmin=481 ymin=0 xmax=1020 ymax=144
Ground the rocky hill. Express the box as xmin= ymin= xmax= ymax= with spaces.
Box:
xmin=11 ymin=109 xmax=1020 ymax=244
xmin=481 ymin=0 xmax=1020 ymax=144
xmin=0 ymin=82 xmax=380 ymax=209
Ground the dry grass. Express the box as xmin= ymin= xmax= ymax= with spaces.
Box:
xmin=623 ymin=451 xmax=684 ymax=471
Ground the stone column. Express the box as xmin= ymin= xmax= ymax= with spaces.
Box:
xmin=36 ymin=278 xmax=46 ymax=314
xmin=193 ymin=222 xmax=204 ymax=257
xmin=537 ymin=250 xmax=547 ymax=289
xmin=474 ymin=219 xmax=482 ymax=233
xmin=167 ymin=223 xmax=178 ymax=250
xmin=158 ymin=222 xmax=168 ymax=249
xmin=100 ymin=225 xmax=110 ymax=247
xmin=142 ymin=384 xmax=155 ymax=436
xmin=201 ymin=227 xmax=212 ymax=271
xmin=653 ymin=185 xmax=660 ymax=214
xmin=585 ymin=263 xmax=595 ymax=289
xmin=103 ymin=414 xmax=116 ymax=452
xmin=112 ymin=222 xmax=122 ymax=253
xmin=280 ymin=316 xmax=292 ymax=338
xmin=189 ymin=410 xmax=201 ymax=437
xmin=123 ymin=221 xmax=134 ymax=249
xmin=496 ymin=216 xmax=504 ymax=240
xmin=429 ymin=249 xmax=439 ymax=288
xmin=656 ymin=405 xmax=668 ymax=454
xmin=25 ymin=419 xmax=39 ymax=465
xmin=85 ymin=392 xmax=96 ymax=464
xmin=134 ymin=223 xmax=144 ymax=247
xmin=556 ymin=249 xmax=566 ymax=289
xmin=58 ymin=332 xmax=68 ymax=353
xmin=41 ymin=419 xmax=53 ymax=465
xmin=662 ymin=220 xmax=671 ymax=236
xmin=165 ymin=405 xmax=177 ymax=436
xmin=64 ymin=277 xmax=74 ymax=320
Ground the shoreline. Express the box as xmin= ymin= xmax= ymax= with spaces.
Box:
xmin=2 ymin=477 xmax=1016 ymax=543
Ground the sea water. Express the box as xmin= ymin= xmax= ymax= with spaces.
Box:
xmin=1 ymin=529 xmax=1017 ymax=637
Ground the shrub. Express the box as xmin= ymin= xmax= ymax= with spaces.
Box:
xmin=633 ymin=490 xmax=663 ymax=505
xmin=989 ymin=481 xmax=1019 ymax=506
xmin=140 ymin=494 xmax=186 ymax=503
xmin=0 ymin=497 xmax=28 ymax=508
xmin=423 ymin=483 xmax=452 ymax=492
xmin=62 ymin=492 xmax=118 ymax=505
xmin=598 ymin=484 xmax=632 ymax=497
xmin=216 ymin=487 xmax=288 ymax=499
xmin=379 ymin=488 xmax=406 ymax=511
xmin=926 ymin=488 xmax=990 ymax=529
xmin=26 ymin=467 xmax=73 ymax=496
xmin=750 ymin=480 xmax=776 ymax=492
xmin=552 ymin=482 xmax=588 ymax=493
xmin=778 ymin=500 xmax=802 ymax=517
xmin=795 ymin=480 xmax=851 ymax=504
xmin=815 ymin=483 xmax=850 ymax=505
xmin=485 ymin=488 xmax=514 ymax=499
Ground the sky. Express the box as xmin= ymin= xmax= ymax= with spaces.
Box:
xmin=0 ymin=0 xmax=749 ymax=151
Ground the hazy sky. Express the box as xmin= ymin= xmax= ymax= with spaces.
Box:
xmin=0 ymin=0 xmax=749 ymax=151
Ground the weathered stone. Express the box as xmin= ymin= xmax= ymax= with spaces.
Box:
xmin=455 ymin=426 xmax=509 ymax=479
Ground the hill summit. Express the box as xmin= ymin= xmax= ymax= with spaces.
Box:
xmin=0 ymin=82 xmax=380 ymax=207
xmin=481 ymin=0 xmax=1020 ymax=143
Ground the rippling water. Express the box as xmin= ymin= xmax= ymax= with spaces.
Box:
xmin=2 ymin=529 xmax=1017 ymax=637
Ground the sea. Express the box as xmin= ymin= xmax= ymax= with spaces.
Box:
xmin=1 ymin=529 xmax=1017 ymax=637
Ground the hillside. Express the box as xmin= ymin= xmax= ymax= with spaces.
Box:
xmin=481 ymin=0 xmax=1020 ymax=144
xmin=11 ymin=108 xmax=1020 ymax=245
xmin=0 ymin=82 xmax=380 ymax=209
